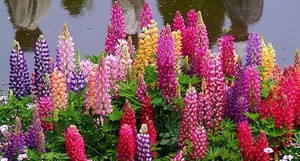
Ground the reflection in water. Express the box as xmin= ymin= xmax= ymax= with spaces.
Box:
xmin=157 ymin=0 xmax=225 ymax=46
xmin=7 ymin=0 xmax=50 ymax=51
xmin=224 ymin=0 xmax=264 ymax=42
xmin=62 ymin=0 xmax=93 ymax=16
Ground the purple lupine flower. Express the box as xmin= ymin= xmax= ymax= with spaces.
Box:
xmin=244 ymin=65 xmax=261 ymax=113
xmin=218 ymin=34 xmax=236 ymax=77
xmin=136 ymin=75 xmax=147 ymax=102
xmin=37 ymin=131 xmax=46 ymax=155
xmin=56 ymin=24 xmax=75 ymax=84
xmin=172 ymin=11 xmax=185 ymax=33
xmin=230 ymin=57 xmax=249 ymax=123
xmin=206 ymin=54 xmax=226 ymax=131
xmin=70 ymin=50 xmax=86 ymax=92
xmin=9 ymin=40 xmax=31 ymax=100
xmin=246 ymin=33 xmax=261 ymax=66
xmin=157 ymin=25 xmax=178 ymax=104
xmin=105 ymin=2 xmax=126 ymax=54
xmin=9 ymin=117 xmax=26 ymax=160
xmin=94 ymin=54 xmax=112 ymax=123
xmin=26 ymin=105 xmax=44 ymax=149
xmin=140 ymin=2 xmax=153 ymax=29
xmin=187 ymin=9 xmax=198 ymax=28
xmin=1 ymin=126 xmax=11 ymax=159
xmin=32 ymin=35 xmax=51 ymax=99
xmin=136 ymin=124 xmax=152 ymax=161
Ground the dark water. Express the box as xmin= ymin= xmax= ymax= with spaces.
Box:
xmin=0 ymin=0 xmax=300 ymax=94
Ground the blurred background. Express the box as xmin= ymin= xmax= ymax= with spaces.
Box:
xmin=0 ymin=0 xmax=300 ymax=94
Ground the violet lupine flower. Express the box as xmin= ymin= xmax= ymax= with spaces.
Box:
xmin=140 ymin=2 xmax=153 ymax=29
xmin=9 ymin=117 xmax=26 ymax=160
xmin=156 ymin=25 xmax=178 ymax=104
xmin=136 ymin=75 xmax=147 ymax=102
xmin=206 ymin=54 xmax=226 ymax=130
xmin=9 ymin=40 xmax=31 ymax=100
xmin=178 ymin=86 xmax=199 ymax=148
xmin=94 ymin=54 xmax=112 ymax=123
xmin=229 ymin=57 xmax=250 ymax=123
xmin=32 ymin=35 xmax=51 ymax=99
xmin=26 ymin=105 xmax=44 ymax=149
xmin=105 ymin=2 xmax=126 ymax=54
xmin=56 ymin=23 xmax=75 ymax=84
xmin=1 ymin=126 xmax=11 ymax=159
xmin=244 ymin=65 xmax=261 ymax=113
xmin=136 ymin=124 xmax=152 ymax=161
xmin=70 ymin=50 xmax=86 ymax=92
xmin=246 ymin=33 xmax=262 ymax=66
xmin=187 ymin=9 xmax=198 ymax=28
xmin=218 ymin=34 xmax=236 ymax=77
xmin=172 ymin=11 xmax=185 ymax=33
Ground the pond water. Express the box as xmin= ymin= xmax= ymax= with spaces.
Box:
xmin=0 ymin=0 xmax=300 ymax=94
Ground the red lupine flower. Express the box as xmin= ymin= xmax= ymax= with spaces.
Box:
xmin=118 ymin=124 xmax=136 ymax=161
xmin=65 ymin=125 xmax=87 ymax=161
xmin=237 ymin=121 xmax=255 ymax=161
xmin=140 ymin=94 xmax=154 ymax=124
xmin=254 ymin=131 xmax=269 ymax=161
xmin=259 ymin=91 xmax=277 ymax=119
xmin=120 ymin=101 xmax=137 ymax=136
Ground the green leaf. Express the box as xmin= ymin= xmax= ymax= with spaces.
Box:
xmin=245 ymin=112 xmax=260 ymax=121
xmin=109 ymin=106 xmax=124 ymax=121
xmin=84 ymin=54 xmax=100 ymax=64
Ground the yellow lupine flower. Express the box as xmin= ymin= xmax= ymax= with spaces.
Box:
xmin=172 ymin=30 xmax=182 ymax=76
xmin=260 ymin=36 xmax=276 ymax=83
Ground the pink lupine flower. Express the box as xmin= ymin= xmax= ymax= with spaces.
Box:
xmin=199 ymin=91 xmax=213 ymax=133
xmin=65 ymin=125 xmax=88 ymax=161
xmin=136 ymin=75 xmax=147 ymax=102
xmin=195 ymin=11 xmax=209 ymax=52
xmin=105 ymin=54 xmax=121 ymax=97
xmin=156 ymin=25 xmax=178 ymax=104
xmin=118 ymin=124 xmax=136 ymax=161
xmin=218 ymin=34 xmax=236 ymax=77
xmin=38 ymin=97 xmax=53 ymax=131
xmin=178 ymin=86 xmax=199 ymax=148
xmin=105 ymin=2 xmax=126 ymax=54
xmin=187 ymin=9 xmax=198 ymax=28
xmin=172 ymin=11 xmax=185 ymax=33
xmin=140 ymin=2 xmax=153 ymax=29
xmin=50 ymin=68 xmax=67 ymax=111
xmin=56 ymin=24 xmax=75 ymax=84
xmin=172 ymin=150 xmax=185 ymax=161
xmin=115 ymin=39 xmax=133 ymax=81
xmin=84 ymin=67 xmax=97 ymax=115
xmin=94 ymin=55 xmax=112 ymax=122
xmin=190 ymin=127 xmax=207 ymax=160
xmin=80 ymin=60 xmax=94 ymax=82
xmin=206 ymin=54 xmax=226 ymax=131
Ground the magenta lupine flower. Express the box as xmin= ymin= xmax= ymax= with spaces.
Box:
xmin=187 ymin=9 xmax=198 ymax=28
xmin=9 ymin=40 xmax=31 ymax=100
xmin=172 ymin=11 xmax=185 ymax=33
xmin=178 ymin=86 xmax=199 ymax=148
xmin=136 ymin=124 xmax=152 ymax=161
xmin=218 ymin=34 xmax=236 ymax=77
xmin=206 ymin=54 xmax=226 ymax=130
xmin=199 ymin=91 xmax=213 ymax=133
xmin=140 ymin=2 xmax=153 ymax=29
xmin=80 ymin=60 xmax=94 ymax=82
xmin=38 ymin=97 xmax=53 ymax=131
xmin=9 ymin=117 xmax=26 ymax=160
xmin=105 ymin=2 xmax=126 ymax=54
xmin=190 ymin=126 xmax=207 ymax=160
xmin=194 ymin=47 xmax=209 ymax=78
xmin=56 ymin=24 xmax=75 ymax=84
xmin=229 ymin=58 xmax=250 ymax=123
xmin=26 ymin=105 xmax=44 ymax=150
xmin=172 ymin=150 xmax=184 ymax=161
xmin=32 ymin=35 xmax=51 ymax=99
xmin=156 ymin=25 xmax=178 ymax=104
xmin=136 ymin=75 xmax=147 ymax=102
xmin=94 ymin=55 xmax=112 ymax=122
xmin=244 ymin=65 xmax=261 ymax=113
xmin=246 ymin=33 xmax=261 ymax=66
xmin=195 ymin=11 xmax=209 ymax=52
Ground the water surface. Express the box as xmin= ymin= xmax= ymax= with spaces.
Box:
xmin=1 ymin=0 xmax=300 ymax=94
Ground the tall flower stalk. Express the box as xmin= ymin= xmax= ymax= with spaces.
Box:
xmin=218 ymin=34 xmax=236 ymax=78
xmin=140 ymin=2 xmax=153 ymax=29
xmin=50 ymin=68 xmax=68 ymax=111
xmin=70 ymin=50 xmax=86 ymax=93
xmin=118 ymin=124 xmax=136 ymax=161
xmin=65 ymin=125 xmax=88 ymax=161
xmin=136 ymin=124 xmax=152 ymax=161
xmin=246 ymin=33 xmax=261 ymax=66
xmin=9 ymin=117 xmax=26 ymax=160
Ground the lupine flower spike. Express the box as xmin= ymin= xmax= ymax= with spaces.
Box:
xmin=140 ymin=2 xmax=153 ymax=29
xmin=38 ymin=96 xmax=53 ymax=131
xmin=136 ymin=124 xmax=152 ymax=161
xmin=9 ymin=117 xmax=26 ymax=160
xmin=237 ymin=121 xmax=255 ymax=161
xmin=120 ymin=101 xmax=137 ymax=136
xmin=218 ymin=34 xmax=236 ymax=78
xmin=56 ymin=23 xmax=75 ymax=84
xmin=140 ymin=94 xmax=154 ymax=124
xmin=65 ymin=125 xmax=88 ymax=161
xmin=172 ymin=11 xmax=185 ymax=33
xmin=70 ymin=50 xmax=86 ymax=92
xmin=136 ymin=75 xmax=147 ymax=102
xmin=26 ymin=104 xmax=44 ymax=149
xmin=9 ymin=40 xmax=31 ymax=100
xmin=246 ymin=33 xmax=262 ymax=66
xmin=118 ymin=124 xmax=136 ymax=161
xmin=51 ymin=68 xmax=68 ymax=111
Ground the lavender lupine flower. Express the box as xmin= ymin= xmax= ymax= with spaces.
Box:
xmin=56 ymin=23 xmax=75 ymax=84
xmin=32 ymin=35 xmax=51 ymax=99
xmin=26 ymin=105 xmax=44 ymax=149
xmin=140 ymin=2 xmax=153 ymax=29
xmin=80 ymin=60 xmax=94 ymax=82
xmin=136 ymin=124 xmax=152 ymax=161
xmin=206 ymin=54 xmax=226 ymax=131
xmin=230 ymin=57 xmax=250 ymax=123
xmin=70 ymin=50 xmax=86 ymax=92
xmin=9 ymin=117 xmax=26 ymax=160
xmin=156 ymin=25 xmax=178 ymax=104
xmin=105 ymin=2 xmax=126 ymax=54
xmin=246 ymin=33 xmax=261 ymax=66
xmin=94 ymin=54 xmax=113 ymax=123
xmin=244 ymin=65 xmax=261 ymax=113
xmin=9 ymin=40 xmax=31 ymax=100
xmin=1 ymin=126 xmax=11 ymax=159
